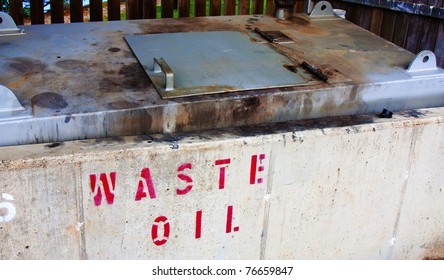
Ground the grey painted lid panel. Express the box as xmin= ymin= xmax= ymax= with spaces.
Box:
xmin=125 ymin=31 xmax=308 ymax=98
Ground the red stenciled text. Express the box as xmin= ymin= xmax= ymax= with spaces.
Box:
xmin=88 ymin=154 xmax=267 ymax=246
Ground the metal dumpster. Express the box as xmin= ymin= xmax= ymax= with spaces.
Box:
xmin=0 ymin=2 xmax=443 ymax=259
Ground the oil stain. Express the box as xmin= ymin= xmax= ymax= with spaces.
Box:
xmin=134 ymin=17 xmax=238 ymax=35
xmin=232 ymin=97 xmax=261 ymax=119
xmin=31 ymin=92 xmax=68 ymax=109
xmin=44 ymin=142 xmax=63 ymax=148
xmin=55 ymin=59 xmax=88 ymax=72
xmin=118 ymin=63 xmax=150 ymax=90
xmin=108 ymin=47 xmax=121 ymax=53
xmin=106 ymin=101 xmax=140 ymax=110
xmin=9 ymin=62 xmax=30 ymax=73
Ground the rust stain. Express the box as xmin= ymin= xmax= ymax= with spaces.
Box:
xmin=106 ymin=101 xmax=140 ymax=110
xmin=423 ymin=239 xmax=444 ymax=260
xmin=232 ymin=96 xmax=261 ymax=120
xmin=65 ymin=225 xmax=79 ymax=237
xmin=134 ymin=17 xmax=240 ymax=35
xmin=102 ymin=107 xmax=163 ymax=136
xmin=55 ymin=59 xmax=88 ymax=72
xmin=3 ymin=57 xmax=47 ymax=89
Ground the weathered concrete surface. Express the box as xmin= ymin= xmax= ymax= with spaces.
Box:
xmin=0 ymin=165 xmax=81 ymax=259
xmin=0 ymin=107 xmax=443 ymax=259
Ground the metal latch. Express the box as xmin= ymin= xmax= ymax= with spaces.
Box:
xmin=0 ymin=12 xmax=25 ymax=36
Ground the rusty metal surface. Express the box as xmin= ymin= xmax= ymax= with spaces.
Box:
xmin=0 ymin=15 xmax=444 ymax=146
xmin=1 ymin=107 xmax=443 ymax=259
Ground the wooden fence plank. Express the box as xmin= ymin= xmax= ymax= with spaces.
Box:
xmin=266 ymin=0 xmax=276 ymax=16
xmin=294 ymin=0 xmax=305 ymax=13
xmin=239 ymin=0 xmax=250 ymax=15
xmin=50 ymin=0 xmax=64 ymax=23
xmin=127 ymin=0 xmax=143 ymax=19
xmin=30 ymin=0 xmax=45 ymax=24
xmin=343 ymin=3 xmax=354 ymax=21
xmin=254 ymin=0 xmax=264 ymax=14
xmin=380 ymin=10 xmax=396 ymax=42
xmin=346 ymin=3 xmax=361 ymax=25
xmin=420 ymin=17 xmax=440 ymax=52
xmin=427 ymin=0 xmax=440 ymax=6
xmin=10 ymin=0 xmax=24 ymax=25
xmin=179 ymin=0 xmax=191 ymax=17
xmin=392 ymin=12 xmax=409 ymax=48
xmin=404 ymin=14 xmax=425 ymax=53
xmin=90 ymin=0 xmax=103 ymax=21
xmin=144 ymin=0 xmax=157 ymax=19
xmin=195 ymin=0 xmax=207 ymax=16
xmin=331 ymin=0 xmax=345 ymax=10
xmin=70 ymin=0 xmax=83 ymax=22
xmin=162 ymin=0 xmax=174 ymax=18
xmin=358 ymin=5 xmax=371 ymax=30
xmin=369 ymin=8 xmax=384 ymax=35
xmin=210 ymin=0 xmax=222 ymax=16
xmin=225 ymin=0 xmax=236 ymax=15
xmin=434 ymin=21 xmax=444 ymax=67
xmin=108 ymin=0 xmax=121 ymax=21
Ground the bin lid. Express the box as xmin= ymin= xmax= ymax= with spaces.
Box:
xmin=125 ymin=31 xmax=308 ymax=99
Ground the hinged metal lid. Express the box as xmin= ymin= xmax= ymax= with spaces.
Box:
xmin=125 ymin=31 xmax=308 ymax=99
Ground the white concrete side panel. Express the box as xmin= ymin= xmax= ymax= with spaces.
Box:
xmin=391 ymin=123 xmax=444 ymax=260
xmin=0 ymin=165 xmax=80 ymax=259
xmin=1 ymin=108 xmax=443 ymax=259
xmin=264 ymin=125 xmax=416 ymax=259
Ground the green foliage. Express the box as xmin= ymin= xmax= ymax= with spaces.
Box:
xmin=2 ymin=0 xmax=11 ymax=14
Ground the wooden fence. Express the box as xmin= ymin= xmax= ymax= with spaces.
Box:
xmin=2 ymin=0 xmax=282 ymax=25
xmin=329 ymin=0 xmax=444 ymax=68
xmin=1 ymin=0 xmax=443 ymax=67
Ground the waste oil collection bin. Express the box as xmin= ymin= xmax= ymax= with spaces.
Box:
xmin=0 ymin=1 xmax=443 ymax=259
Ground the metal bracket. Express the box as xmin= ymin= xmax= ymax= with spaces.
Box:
xmin=0 ymin=85 xmax=31 ymax=122
xmin=0 ymin=85 xmax=24 ymax=113
xmin=153 ymin=57 xmax=174 ymax=91
xmin=406 ymin=51 xmax=438 ymax=73
xmin=309 ymin=1 xmax=335 ymax=17
xmin=405 ymin=50 xmax=444 ymax=78
xmin=0 ymin=12 xmax=25 ymax=36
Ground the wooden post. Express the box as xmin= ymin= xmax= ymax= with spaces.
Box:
xmin=70 ymin=0 xmax=84 ymax=22
xmin=90 ymin=0 xmax=103 ymax=22
xmin=210 ymin=0 xmax=222 ymax=16
xmin=144 ymin=0 xmax=157 ymax=18
xmin=239 ymin=0 xmax=250 ymax=15
xmin=195 ymin=0 xmax=206 ymax=17
xmin=179 ymin=0 xmax=191 ymax=17
xmin=30 ymin=0 xmax=45 ymax=24
xmin=162 ymin=0 xmax=174 ymax=18
xmin=225 ymin=0 xmax=236 ymax=15
xmin=50 ymin=0 xmax=64 ymax=23
xmin=108 ymin=0 xmax=121 ymax=21
xmin=10 ymin=0 xmax=24 ymax=25
xmin=254 ymin=0 xmax=264 ymax=14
